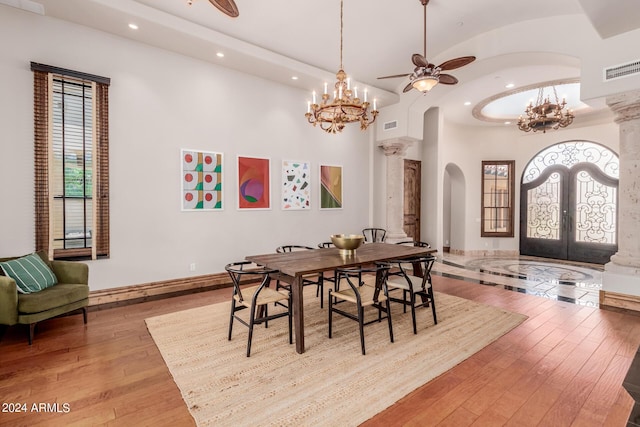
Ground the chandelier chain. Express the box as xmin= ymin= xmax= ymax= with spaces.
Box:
xmin=340 ymin=0 xmax=343 ymax=71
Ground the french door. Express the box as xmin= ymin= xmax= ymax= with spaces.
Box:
xmin=520 ymin=142 xmax=619 ymax=264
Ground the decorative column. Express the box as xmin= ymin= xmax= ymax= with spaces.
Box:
xmin=602 ymin=89 xmax=640 ymax=310
xmin=378 ymin=139 xmax=413 ymax=243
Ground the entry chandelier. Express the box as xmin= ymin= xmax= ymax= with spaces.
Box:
xmin=305 ymin=0 xmax=378 ymax=133
xmin=517 ymin=85 xmax=575 ymax=133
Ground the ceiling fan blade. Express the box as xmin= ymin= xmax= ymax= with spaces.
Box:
xmin=209 ymin=0 xmax=239 ymax=17
xmin=438 ymin=74 xmax=459 ymax=85
xmin=403 ymin=82 xmax=415 ymax=93
xmin=438 ymin=56 xmax=476 ymax=71
xmin=378 ymin=73 xmax=411 ymax=80
xmin=412 ymin=54 xmax=429 ymax=68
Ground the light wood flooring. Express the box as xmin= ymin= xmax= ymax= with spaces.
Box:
xmin=1 ymin=275 xmax=639 ymax=426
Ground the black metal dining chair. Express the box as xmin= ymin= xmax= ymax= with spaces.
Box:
xmin=225 ymin=261 xmax=292 ymax=357
xmin=328 ymin=263 xmax=393 ymax=355
xmin=317 ymin=242 xmax=338 ymax=287
xmin=276 ymin=245 xmax=325 ymax=308
xmin=395 ymin=240 xmax=431 ymax=248
xmin=385 ymin=255 xmax=437 ymax=334
xmin=362 ymin=228 xmax=387 ymax=243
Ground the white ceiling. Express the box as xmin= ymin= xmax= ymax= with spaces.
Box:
xmin=18 ymin=0 xmax=640 ymax=127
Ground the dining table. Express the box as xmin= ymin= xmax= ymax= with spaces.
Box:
xmin=245 ymin=242 xmax=437 ymax=354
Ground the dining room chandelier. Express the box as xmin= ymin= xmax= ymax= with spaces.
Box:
xmin=517 ymin=85 xmax=575 ymax=133
xmin=305 ymin=0 xmax=378 ymax=134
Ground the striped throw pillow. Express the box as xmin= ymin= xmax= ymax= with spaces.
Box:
xmin=0 ymin=253 xmax=58 ymax=294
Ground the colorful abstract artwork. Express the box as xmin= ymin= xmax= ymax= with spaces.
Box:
xmin=181 ymin=149 xmax=223 ymax=211
xmin=282 ymin=160 xmax=311 ymax=210
xmin=238 ymin=156 xmax=271 ymax=209
xmin=320 ymin=164 xmax=343 ymax=209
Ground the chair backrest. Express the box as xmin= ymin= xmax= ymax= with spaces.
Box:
xmin=318 ymin=242 xmax=334 ymax=248
xmin=335 ymin=263 xmax=391 ymax=302
xmin=225 ymin=261 xmax=278 ymax=303
xmin=389 ymin=256 xmax=436 ymax=291
xmin=362 ymin=228 xmax=387 ymax=243
xmin=395 ymin=240 xmax=431 ymax=248
xmin=276 ymin=245 xmax=314 ymax=253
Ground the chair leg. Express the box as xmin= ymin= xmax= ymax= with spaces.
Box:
xmin=288 ymin=293 xmax=293 ymax=344
xmin=410 ymin=293 xmax=418 ymax=334
xmin=403 ymin=290 xmax=408 ymax=313
xmin=247 ymin=304 xmax=256 ymax=357
xmin=318 ymin=276 xmax=324 ymax=309
xmin=358 ymin=305 xmax=366 ymax=355
xmin=28 ymin=323 xmax=36 ymax=345
xmin=328 ymin=290 xmax=333 ymax=338
xmin=228 ymin=299 xmax=236 ymax=340
xmin=386 ymin=299 xmax=394 ymax=343
xmin=82 ymin=307 xmax=88 ymax=324
xmin=0 ymin=324 xmax=6 ymax=342
xmin=430 ymin=288 xmax=438 ymax=325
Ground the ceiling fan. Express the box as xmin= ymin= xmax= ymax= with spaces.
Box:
xmin=188 ymin=0 xmax=239 ymax=18
xmin=378 ymin=0 xmax=475 ymax=93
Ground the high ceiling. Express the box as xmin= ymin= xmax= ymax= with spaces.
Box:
xmin=13 ymin=0 xmax=640 ymax=128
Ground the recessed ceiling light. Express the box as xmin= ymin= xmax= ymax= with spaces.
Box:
xmin=216 ymin=52 xmax=225 ymax=58
xmin=504 ymin=121 xmax=512 ymax=125
xmin=291 ymin=76 xmax=299 ymax=80
xmin=464 ymin=101 xmax=471 ymax=106
xmin=505 ymin=83 xmax=515 ymax=89
xmin=128 ymin=23 xmax=138 ymax=30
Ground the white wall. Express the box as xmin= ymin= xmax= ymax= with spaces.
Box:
xmin=0 ymin=7 xmax=372 ymax=290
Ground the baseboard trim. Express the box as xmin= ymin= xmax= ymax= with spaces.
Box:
xmin=600 ymin=290 xmax=640 ymax=315
xmin=88 ymin=272 xmax=231 ymax=310
xmin=449 ymin=249 xmax=520 ymax=257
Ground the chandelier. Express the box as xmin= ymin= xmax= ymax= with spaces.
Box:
xmin=305 ymin=0 xmax=378 ymax=133
xmin=517 ymin=85 xmax=575 ymax=133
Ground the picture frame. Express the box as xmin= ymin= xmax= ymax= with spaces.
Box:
xmin=319 ymin=164 xmax=343 ymax=210
xmin=237 ymin=156 xmax=271 ymax=210
xmin=181 ymin=149 xmax=223 ymax=211
xmin=282 ymin=160 xmax=311 ymax=210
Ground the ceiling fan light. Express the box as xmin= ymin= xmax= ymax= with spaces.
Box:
xmin=412 ymin=75 xmax=439 ymax=92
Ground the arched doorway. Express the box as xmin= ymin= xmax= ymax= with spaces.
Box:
xmin=444 ymin=163 xmax=466 ymax=253
xmin=520 ymin=141 xmax=619 ymax=264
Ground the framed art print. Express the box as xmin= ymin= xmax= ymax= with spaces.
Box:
xmin=237 ymin=156 xmax=271 ymax=210
xmin=319 ymin=164 xmax=342 ymax=209
xmin=282 ymin=160 xmax=311 ymax=210
xmin=181 ymin=149 xmax=223 ymax=211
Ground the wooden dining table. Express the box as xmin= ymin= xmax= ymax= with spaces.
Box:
xmin=246 ymin=242 xmax=437 ymax=354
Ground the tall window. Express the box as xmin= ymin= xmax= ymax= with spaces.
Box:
xmin=32 ymin=62 xmax=110 ymax=260
xmin=481 ymin=160 xmax=515 ymax=237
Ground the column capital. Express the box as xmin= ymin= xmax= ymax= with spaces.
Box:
xmin=378 ymin=138 xmax=414 ymax=157
xmin=607 ymin=89 xmax=640 ymax=123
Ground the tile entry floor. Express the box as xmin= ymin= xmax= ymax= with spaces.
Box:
xmin=433 ymin=253 xmax=603 ymax=307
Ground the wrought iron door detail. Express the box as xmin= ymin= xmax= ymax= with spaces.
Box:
xmin=521 ymin=141 xmax=619 ymax=264
xmin=526 ymin=172 xmax=561 ymax=240
xmin=523 ymin=141 xmax=619 ymax=184
xmin=575 ymin=170 xmax=617 ymax=244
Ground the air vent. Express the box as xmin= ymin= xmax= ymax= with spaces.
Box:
xmin=604 ymin=60 xmax=640 ymax=81
xmin=383 ymin=120 xmax=398 ymax=131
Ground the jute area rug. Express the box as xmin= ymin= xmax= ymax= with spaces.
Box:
xmin=145 ymin=288 xmax=527 ymax=427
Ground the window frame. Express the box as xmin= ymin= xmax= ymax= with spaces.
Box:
xmin=32 ymin=62 xmax=110 ymax=260
xmin=481 ymin=160 xmax=515 ymax=238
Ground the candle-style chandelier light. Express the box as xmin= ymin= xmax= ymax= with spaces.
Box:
xmin=305 ymin=0 xmax=378 ymax=134
xmin=517 ymin=85 xmax=575 ymax=133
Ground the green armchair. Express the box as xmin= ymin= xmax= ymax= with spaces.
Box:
xmin=0 ymin=252 xmax=89 ymax=345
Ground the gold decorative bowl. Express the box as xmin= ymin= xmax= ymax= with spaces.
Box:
xmin=331 ymin=234 xmax=365 ymax=256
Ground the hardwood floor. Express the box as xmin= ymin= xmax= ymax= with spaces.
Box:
xmin=1 ymin=275 xmax=639 ymax=426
